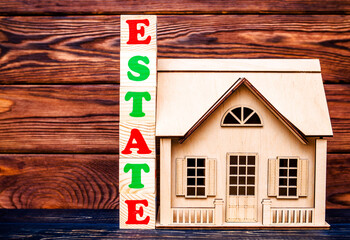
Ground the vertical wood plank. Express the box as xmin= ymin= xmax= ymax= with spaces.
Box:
xmin=207 ymin=158 xmax=216 ymax=196
xmin=176 ymin=158 xmax=185 ymax=196
xmin=315 ymin=139 xmax=327 ymax=225
xmin=159 ymin=138 xmax=172 ymax=225
xmin=268 ymin=158 xmax=278 ymax=197
xmin=298 ymin=159 xmax=309 ymax=197
xmin=288 ymin=210 xmax=291 ymax=223
xmin=176 ymin=209 xmax=179 ymax=224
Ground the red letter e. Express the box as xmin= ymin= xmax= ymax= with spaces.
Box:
xmin=125 ymin=199 xmax=150 ymax=224
xmin=126 ymin=19 xmax=151 ymax=44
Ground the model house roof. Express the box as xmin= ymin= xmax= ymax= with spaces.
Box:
xmin=156 ymin=59 xmax=333 ymax=141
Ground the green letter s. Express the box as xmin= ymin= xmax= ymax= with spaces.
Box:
xmin=127 ymin=56 xmax=150 ymax=81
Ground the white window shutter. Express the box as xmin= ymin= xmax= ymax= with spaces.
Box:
xmin=176 ymin=158 xmax=185 ymax=196
xmin=298 ymin=159 xmax=308 ymax=197
xmin=268 ymin=158 xmax=278 ymax=197
xmin=206 ymin=158 xmax=216 ymax=196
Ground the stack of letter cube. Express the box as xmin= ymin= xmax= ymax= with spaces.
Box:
xmin=119 ymin=15 xmax=157 ymax=229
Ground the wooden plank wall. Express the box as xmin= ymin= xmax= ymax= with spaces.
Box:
xmin=0 ymin=1 xmax=349 ymax=209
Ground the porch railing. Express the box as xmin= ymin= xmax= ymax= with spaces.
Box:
xmin=172 ymin=208 xmax=215 ymax=225
xmin=271 ymin=208 xmax=314 ymax=224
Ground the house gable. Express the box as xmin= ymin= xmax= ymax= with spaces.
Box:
xmin=179 ymin=78 xmax=308 ymax=144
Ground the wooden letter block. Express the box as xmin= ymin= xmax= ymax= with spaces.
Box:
xmin=120 ymin=14 xmax=157 ymax=230
xmin=120 ymin=51 xmax=157 ymax=87
xmin=119 ymin=158 xmax=155 ymax=194
xmin=120 ymin=86 xmax=156 ymax=123
xmin=119 ymin=122 xmax=155 ymax=159
xmin=120 ymin=193 xmax=155 ymax=229
xmin=120 ymin=15 xmax=157 ymax=52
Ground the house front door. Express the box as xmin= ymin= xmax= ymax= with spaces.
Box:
xmin=226 ymin=153 xmax=257 ymax=222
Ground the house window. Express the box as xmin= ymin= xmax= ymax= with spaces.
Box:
xmin=186 ymin=157 xmax=206 ymax=197
xmin=221 ymin=106 xmax=262 ymax=126
xmin=176 ymin=157 xmax=216 ymax=198
xmin=228 ymin=155 xmax=256 ymax=196
xmin=268 ymin=157 xmax=308 ymax=198
xmin=278 ymin=158 xmax=298 ymax=198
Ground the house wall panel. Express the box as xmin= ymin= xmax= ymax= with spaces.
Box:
xmin=171 ymin=85 xmax=316 ymax=221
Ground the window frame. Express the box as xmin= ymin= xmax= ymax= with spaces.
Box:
xmin=221 ymin=105 xmax=263 ymax=127
xmin=227 ymin=153 xmax=257 ymax=197
xmin=185 ymin=156 xmax=208 ymax=199
xmin=276 ymin=156 xmax=299 ymax=199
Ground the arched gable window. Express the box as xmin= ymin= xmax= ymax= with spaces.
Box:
xmin=221 ymin=106 xmax=262 ymax=126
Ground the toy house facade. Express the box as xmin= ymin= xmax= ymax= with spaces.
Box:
xmin=156 ymin=59 xmax=332 ymax=228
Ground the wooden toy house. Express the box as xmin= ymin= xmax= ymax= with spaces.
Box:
xmin=156 ymin=59 xmax=332 ymax=228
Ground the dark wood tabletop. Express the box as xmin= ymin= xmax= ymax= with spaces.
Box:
xmin=0 ymin=209 xmax=349 ymax=239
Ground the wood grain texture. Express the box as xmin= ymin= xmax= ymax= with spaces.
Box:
xmin=0 ymin=85 xmax=118 ymax=153
xmin=0 ymin=84 xmax=347 ymax=155
xmin=0 ymin=16 xmax=120 ymax=84
xmin=0 ymin=0 xmax=348 ymax=14
xmin=158 ymin=15 xmax=349 ymax=84
xmin=0 ymin=153 xmax=347 ymax=209
xmin=0 ymin=210 xmax=349 ymax=239
xmin=325 ymin=84 xmax=350 ymax=153
xmin=0 ymin=15 xmax=349 ymax=84
xmin=327 ymin=154 xmax=350 ymax=209
xmin=0 ymin=154 xmax=118 ymax=209
xmin=0 ymin=10 xmax=348 ymax=212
